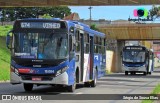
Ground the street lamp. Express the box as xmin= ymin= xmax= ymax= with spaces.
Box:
xmin=88 ymin=6 xmax=93 ymax=26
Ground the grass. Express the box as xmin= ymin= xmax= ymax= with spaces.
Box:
xmin=141 ymin=84 xmax=160 ymax=103
xmin=106 ymin=70 xmax=112 ymax=74
xmin=0 ymin=25 xmax=13 ymax=36
xmin=0 ymin=25 xmax=12 ymax=81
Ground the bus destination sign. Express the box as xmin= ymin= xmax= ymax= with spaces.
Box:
xmin=126 ymin=47 xmax=143 ymax=50
xmin=20 ymin=22 xmax=61 ymax=29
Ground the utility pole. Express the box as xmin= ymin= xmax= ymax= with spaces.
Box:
xmin=88 ymin=6 xmax=93 ymax=26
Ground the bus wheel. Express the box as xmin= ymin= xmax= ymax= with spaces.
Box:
xmin=125 ymin=71 xmax=128 ymax=75
xmin=148 ymin=72 xmax=152 ymax=75
xmin=84 ymin=82 xmax=90 ymax=87
xmin=143 ymin=72 xmax=147 ymax=75
xmin=23 ymin=83 xmax=33 ymax=92
xmin=67 ymin=84 xmax=76 ymax=92
xmin=91 ymin=70 xmax=97 ymax=87
xmin=67 ymin=77 xmax=76 ymax=92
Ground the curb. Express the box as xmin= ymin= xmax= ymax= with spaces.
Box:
xmin=0 ymin=80 xmax=10 ymax=83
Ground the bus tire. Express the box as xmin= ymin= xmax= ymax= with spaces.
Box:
xmin=143 ymin=72 xmax=147 ymax=75
xmin=148 ymin=72 xmax=152 ymax=75
xmin=84 ymin=82 xmax=90 ymax=87
xmin=67 ymin=76 xmax=76 ymax=92
xmin=125 ymin=71 xmax=128 ymax=75
xmin=91 ymin=70 xmax=97 ymax=87
xmin=67 ymin=84 xmax=76 ymax=92
xmin=23 ymin=83 xmax=33 ymax=92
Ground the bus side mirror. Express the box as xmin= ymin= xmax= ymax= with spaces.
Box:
xmin=6 ymin=30 xmax=12 ymax=49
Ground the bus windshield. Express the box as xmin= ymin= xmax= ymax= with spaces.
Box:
xmin=13 ymin=32 xmax=68 ymax=60
xmin=122 ymin=50 xmax=146 ymax=63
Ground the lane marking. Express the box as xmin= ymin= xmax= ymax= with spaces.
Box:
xmin=75 ymin=92 xmax=83 ymax=94
xmin=118 ymin=82 xmax=124 ymax=84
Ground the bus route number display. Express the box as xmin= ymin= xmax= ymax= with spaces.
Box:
xmin=126 ymin=47 xmax=143 ymax=50
xmin=20 ymin=22 xmax=61 ymax=29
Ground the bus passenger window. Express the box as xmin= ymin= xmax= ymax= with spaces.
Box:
xmin=85 ymin=44 xmax=89 ymax=53
xmin=69 ymin=35 xmax=72 ymax=51
xmin=98 ymin=46 xmax=101 ymax=54
xmin=76 ymin=31 xmax=80 ymax=41
xmin=94 ymin=45 xmax=98 ymax=53
xmin=76 ymin=42 xmax=80 ymax=52
xmin=104 ymin=39 xmax=106 ymax=46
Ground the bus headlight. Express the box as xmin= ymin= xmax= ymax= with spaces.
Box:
xmin=56 ymin=66 xmax=68 ymax=76
xmin=11 ymin=66 xmax=19 ymax=75
xmin=15 ymin=68 xmax=19 ymax=75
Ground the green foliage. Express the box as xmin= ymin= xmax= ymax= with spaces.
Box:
xmin=90 ymin=24 xmax=99 ymax=31
xmin=149 ymin=6 xmax=160 ymax=20
xmin=0 ymin=25 xmax=13 ymax=36
xmin=106 ymin=70 xmax=112 ymax=74
xmin=41 ymin=14 xmax=52 ymax=19
xmin=151 ymin=84 xmax=160 ymax=94
xmin=0 ymin=6 xmax=71 ymax=21
xmin=141 ymin=84 xmax=160 ymax=103
xmin=0 ymin=36 xmax=10 ymax=80
xmin=0 ymin=25 xmax=12 ymax=80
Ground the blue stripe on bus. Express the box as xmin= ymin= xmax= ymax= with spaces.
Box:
xmin=123 ymin=63 xmax=145 ymax=67
xmin=66 ymin=59 xmax=76 ymax=85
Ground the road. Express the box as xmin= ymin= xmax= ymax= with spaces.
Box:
xmin=0 ymin=69 xmax=160 ymax=103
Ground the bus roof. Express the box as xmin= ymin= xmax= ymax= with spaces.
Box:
xmin=67 ymin=20 xmax=106 ymax=38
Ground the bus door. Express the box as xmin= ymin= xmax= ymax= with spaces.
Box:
xmin=149 ymin=51 xmax=154 ymax=72
xmin=80 ymin=30 xmax=84 ymax=82
xmin=89 ymin=36 xmax=94 ymax=80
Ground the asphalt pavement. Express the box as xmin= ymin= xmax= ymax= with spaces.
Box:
xmin=0 ymin=68 xmax=160 ymax=103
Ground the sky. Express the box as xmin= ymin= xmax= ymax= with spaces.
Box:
xmin=69 ymin=6 xmax=153 ymax=21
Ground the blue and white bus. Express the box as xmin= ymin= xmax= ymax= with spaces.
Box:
xmin=6 ymin=18 xmax=106 ymax=92
xmin=122 ymin=45 xmax=154 ymax=75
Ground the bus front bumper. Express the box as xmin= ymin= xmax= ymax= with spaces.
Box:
xmin=10 ymin=72 xmax=69 ymax=85
xmin=123 ymin=66 xmax=147 ymax=72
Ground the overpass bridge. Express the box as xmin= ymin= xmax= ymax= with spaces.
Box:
xmin=99 ymin=23 xmax=160 ymax=40
xmin=0 ymin=0 xmax=160 ymax=6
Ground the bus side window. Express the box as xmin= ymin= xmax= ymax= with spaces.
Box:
xmin=75 ymin=30 xmax=80 ymax=52
xmin=69 ymin=35 xmax=72 ymax=51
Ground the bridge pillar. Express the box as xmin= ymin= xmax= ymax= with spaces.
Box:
xmin=115 ymin=40 xmax=125 ymax=72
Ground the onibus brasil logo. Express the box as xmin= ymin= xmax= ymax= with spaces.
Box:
xmin=128 ymin=8 xmax=153 ymax=22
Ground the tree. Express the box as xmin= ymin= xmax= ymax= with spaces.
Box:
xmin=41 ymin=14 xmax=52 ymax=19
xmin=90 ymin=24 xmax=99 ymax=31
xmin=0 ymin=6 xmax=71 ymax=21
xmin=149 ymin=6 xmax=160 ymax=20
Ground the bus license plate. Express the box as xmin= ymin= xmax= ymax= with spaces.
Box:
xmin=130 ymin=68 xmax=138 ymax=71
xmin=32 ymin=77 xmax=41 ymax=81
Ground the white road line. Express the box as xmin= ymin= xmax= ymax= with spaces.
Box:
xmin=118 ymin=82 xmax=124 ymax=84
xmin=75 ymin=92 xmax=83 ymax=94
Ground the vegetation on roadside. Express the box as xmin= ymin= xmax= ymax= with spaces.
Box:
xmin=0 ymin=36 xmax=10 ymax=80
xmin=0 ymin=25 xmax=12 ymax=36
xmin=0 ymin=25 xmax=12 ymax=80
xmin=106 ymin=70 xmax=112 ymax=74
xmin=141 ymin=84 xmax=160 ymax=103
